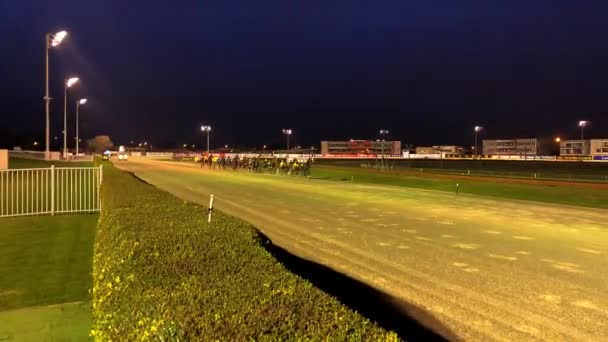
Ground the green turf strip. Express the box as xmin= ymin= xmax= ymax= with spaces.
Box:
xmin=310 ymin=165 xmax=608 ymax=209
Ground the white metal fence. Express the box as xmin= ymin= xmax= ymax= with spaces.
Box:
xmin=0 ymin=165 xmax=102 ymax=218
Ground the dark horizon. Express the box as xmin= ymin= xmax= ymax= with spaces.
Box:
xmin=2 ymin=1 xmax=608 ymax=150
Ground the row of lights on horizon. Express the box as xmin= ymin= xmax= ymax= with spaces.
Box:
xmin=473 ymin=120 xmax=590 ymax=145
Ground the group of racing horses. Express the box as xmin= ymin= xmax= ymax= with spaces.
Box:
xmin=197 ymin=154 xmax=313 ymax=176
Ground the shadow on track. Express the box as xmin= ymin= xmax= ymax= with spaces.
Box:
xmin=256 ymin=231 xmax=459 ymax=342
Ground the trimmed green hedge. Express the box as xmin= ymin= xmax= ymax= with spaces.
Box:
xmin=91 ymin=163 xmax=397 ymax=340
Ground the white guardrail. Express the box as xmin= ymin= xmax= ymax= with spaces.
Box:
xmin=0 ymin=165 xmax=102 ymax=218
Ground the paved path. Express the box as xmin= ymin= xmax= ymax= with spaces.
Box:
xmin=116 ymin=158 xmax=608 ymax=341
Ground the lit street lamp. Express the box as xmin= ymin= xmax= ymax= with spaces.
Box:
xmin=75 ymin=98 xmax=87 ymax=155
xmin=44 ymin=30 xmax=68 ymax=160
xmin=282 ymin=129 xmax=292 ymax=150
xmin=578 ymin=121 xmax=590 ymax=140
xmin=63 ymin=77 xmax=79 ymax=158
xmin=474 ymin=126 xmax=484 ymax=158
xmin=201 ymin=125 xmax=211 ymax=154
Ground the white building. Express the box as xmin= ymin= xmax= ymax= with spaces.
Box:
xmin=591 ymin=139 xmax=608 ymax=160
xmin=560 ymin=140 xmax=590 ymax=156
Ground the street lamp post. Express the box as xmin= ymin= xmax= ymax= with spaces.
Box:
xmin=76 ymin=98 xmax=87 ymax=155
xmin=63 ymin=77 xmax=79 ymax=158
xmin=282 ymin=129 xmax=292 ymax=151
xmin=379 ymin=129 xmax=389 ymax=169
xmin=555 ymin=137 xmax=561 ymax=156
xmin=44 ymin=30 xmax=68 ymax=160
xmin=474 ymin=126 xmax=484 ymax=158
xmin=201 ymin=125 xmax=211 ymax=154
xmin=579 ymin=120 xmax=589 ymax=140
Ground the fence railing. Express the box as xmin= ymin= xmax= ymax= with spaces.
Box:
xmin=0 ymin=165 xmax=102 ymax=218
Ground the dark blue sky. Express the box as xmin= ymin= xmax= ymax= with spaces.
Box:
xmin=1 ymin=1 xmax=607 ymax=149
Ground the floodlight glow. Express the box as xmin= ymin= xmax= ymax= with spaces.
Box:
xmin=79 ymin=98 xmax=87 ymax=105
xmin=379 ymin=129 xmax=389 ymax=135
xmin=578 ymin=120 xmax=589 ymax=127
xmin=51 ymin=30 xmax=67 ymax=47
xmin=474 ymin=126 xmax=483 ymax=132
xmin=282 ymin=129 xmax=292 ymax=135
xmin=201 ymin=125 xmax=211 ymax=132
xmin=66 ymin=77 xmax=79 ymax=87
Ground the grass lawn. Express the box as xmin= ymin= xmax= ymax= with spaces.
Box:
xmin=0 ymin=214 xmax=97 ymax=340
xmin=0 ymin=302 xmax=91 ymax=342
xmin=310 ymin=165 xmax=608 ymax=209
xmin=9 ymin=157 xmax=92 ymax=169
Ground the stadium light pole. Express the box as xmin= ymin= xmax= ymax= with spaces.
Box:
xmin=554 ymin=137 xmax=562 ymax=156
xmin=63 ymin=77 xmax=79 ymax=158
xmin=578 ymin=120 xmax=589 ymax=140
xmin=44 ymin=30 xmax=68 ymax=160
xmin=201 ymin=125 xmax=211 ymax=154
xmin=282 ymin=129 xmax=292 ymax=151
xmin=474 ymin=126 xmax=484 ymax=158
xmin=379 ymin=129 xmax=389 ymax=169
xmin=75 ymin=98 xmax=87 ymax=155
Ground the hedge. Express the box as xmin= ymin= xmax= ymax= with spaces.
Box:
xmin=91 ymin=163 xmax=397 ymax=340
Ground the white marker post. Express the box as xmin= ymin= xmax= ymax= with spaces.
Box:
xmin=208 ymin=194 xmax=214 ymax=223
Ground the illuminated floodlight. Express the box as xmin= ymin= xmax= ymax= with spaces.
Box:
xmin=578 ymin=120 xmax=589 ymax=128
xmin=79 ymin=98 xmax=87 ymax=105
xmin=201 ymin=125 xmax=211 ymax=132
xmin=51 ymin=30 xmax=67 ymax=47
xmin=282 ymin=128 xmax=292 ymax=135
xmin=66 ymin=77 xmax=79 ymax=87
xmin=474 ymin=126 xmax=483 ymax=133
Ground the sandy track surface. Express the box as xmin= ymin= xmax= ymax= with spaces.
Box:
xmin=115 ymin=158 xmax=608 ymax=341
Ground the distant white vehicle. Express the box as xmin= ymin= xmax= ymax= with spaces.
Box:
xmin=118 ymin=145 xmax=128 ymax=161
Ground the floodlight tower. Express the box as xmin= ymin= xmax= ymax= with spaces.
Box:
xmin=201 ymin=125 xmax=212 ymax=154
xmin=282 ymin=129 xmax=292 ymax=151
xmin=474 ymin=126 xmax=484 ymax=158
xmin=44 ymin=30 xmax=68 ymax=160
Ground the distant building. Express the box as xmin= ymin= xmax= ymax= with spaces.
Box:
xmin=320 ymin=140 xmax=401 ymax=155
xmin=482 ymin=138 xmax=553 ymax=156
xmin=434 ymin=145 xmax=466 ymax=154
xmin=590 ymin=139 xmax=608 ymax=160
xmin=415 ymin=146 xmax=436 ymax=154
xmin=560 ymin=140 xmax=590 ymax=156
xmin=415 ymin=145 xmax=465 ymax=155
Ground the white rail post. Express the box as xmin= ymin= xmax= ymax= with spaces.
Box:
xmin=50 ymin=165 xmax=55 ymax=216
xmin=208 ymin=194 xmax=214 ymax=223
xmin=98 ymin=165 xmax=103 ymax=212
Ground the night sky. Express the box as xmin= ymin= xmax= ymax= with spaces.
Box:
xmin=2 ymin=1 xmax=608 ymax=150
